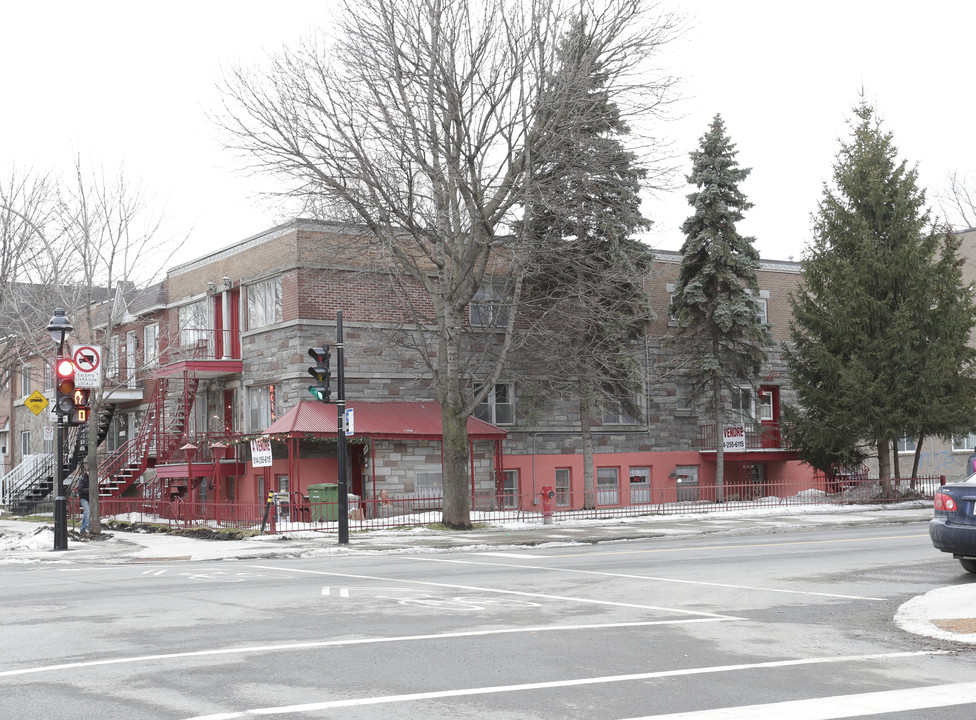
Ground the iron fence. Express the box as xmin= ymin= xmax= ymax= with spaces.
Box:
xmin=59 ymin=475 xmax=943 ymax=535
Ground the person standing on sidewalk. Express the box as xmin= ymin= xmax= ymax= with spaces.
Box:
xmin=77 ymin=472 xmax=91 ymax=536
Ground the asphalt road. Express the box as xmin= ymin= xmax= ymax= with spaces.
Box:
xmin=2 ymin=521 xmax=974 ymax=719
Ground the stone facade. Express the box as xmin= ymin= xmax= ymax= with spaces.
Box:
xmin=87 ymin=219 xmax=815 ymax=508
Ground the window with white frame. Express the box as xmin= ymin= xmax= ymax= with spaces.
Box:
xmin=953 ymin=433 xmax=976 ymax=452
xmin=603 ymin=400 xmax=637 ymax=425
xmin=745 ymin=288 xmax=769 ymax=325
xmin=501 ymin=469 xmax=518 ymax=508
xmin=755 ymin=297 xmax=768 ymax=325
xmin=144 ymin=323 xmax=159 ymax=367
xmin=247 ymin=277 xmax=282 ymax=329
xmin=20 ymin=430 xmax=30 ymax=457
xmin=107 ymin=335 xmax=120 ymax=378
xmin=20 ymin=365 xmax=30 ymax=397
xmin=596 ymin=467 xmax=620 ymax=505
xmin=554 ymin=468 xmax=571 ymax=507
xmin=470 ymin=284 xmax=509 ymax=328
xmin=43 ymin=363 xmax=53 ymax=392
xmin=415 ymin=471 xmax=443 ymax=498
xmin=475 ymin=382 xmax=514 ymax=425
xmin=248 ymin=385 xmax=276 ymax=433
xmin=666 ymin=283 xmax=679 ymax=324
xmin=179 ymin=299 xmax=209 ymax=350
xmin=193 ymin=390 xmax=208 ymax=434
xmin=730 ymin=387 xmax=755 ymax=424
xmin=758 ymin=390 xmax=774 ymax=421
xmin=897 ymin=435 xmax=917 ymax=453
xmin=629 ymin=466 xmax=651 ymax=504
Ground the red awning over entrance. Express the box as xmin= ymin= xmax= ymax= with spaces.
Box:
xmin=262 ymin=400 xmax=507 ymax=441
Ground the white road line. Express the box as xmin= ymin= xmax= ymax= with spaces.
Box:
xmin=179 ymin=651 xmax=944 ymax=720
xmin=622 ymin=681 xmax=976 ymax=719
xmin=405 ymin=556 xmax=884 ymax=601
xmin=247 ymin=565 xmax=739 ymax=618
xmin=474 ymin=552 xmax=548 ymax=558
xmin=0 ymin=619 xmax=724 ymax=678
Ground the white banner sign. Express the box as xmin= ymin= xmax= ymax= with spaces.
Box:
xmin=722 ymin=425 xmax=746 ymax=451
xmin=250 ymin=438 xmax=273 ymax=467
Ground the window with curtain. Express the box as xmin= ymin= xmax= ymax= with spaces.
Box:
xmin=247 ymin=277 xmax=282 ymax=329
xmin=179 ymin=300 xmax=210 ymax=351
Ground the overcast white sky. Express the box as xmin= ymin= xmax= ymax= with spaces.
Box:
xmin=1 ymin=1 xmax=973 ymax=269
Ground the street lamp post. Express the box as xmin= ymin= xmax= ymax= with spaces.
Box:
xmin=181 ymin=442 xmax=197 ymax=528
xmin=46 ymin=308 xmax=73 ymax=551
xmin=211 ymin=442 xmax=227 ymax=523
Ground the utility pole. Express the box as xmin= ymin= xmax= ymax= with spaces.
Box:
xmin=336 ymin=310 xmax=349 ymax=545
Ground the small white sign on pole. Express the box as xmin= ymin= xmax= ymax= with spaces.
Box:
xmin=722 ymin=425 xmax=746 ymax=451
xmin=251 ymin=438 xmax=273 ymax=467
xmin=344 ymin=408 xmax=355 ymax=437
xmin=73 ymin=345 xmax=102 ymax=389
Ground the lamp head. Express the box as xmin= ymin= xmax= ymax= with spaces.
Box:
xmin=46 ymin=308 xmax=73 ymax=348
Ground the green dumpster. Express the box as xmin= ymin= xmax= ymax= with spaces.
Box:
xmin=307 ymin=483 xmax=339 ymax=522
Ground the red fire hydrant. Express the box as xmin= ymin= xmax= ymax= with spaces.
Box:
xmin=540 ymin=485 xmax=555 ymax=524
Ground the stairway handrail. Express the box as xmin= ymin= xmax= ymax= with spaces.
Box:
xmin=2 ymin=454 xmax=55 ymax=503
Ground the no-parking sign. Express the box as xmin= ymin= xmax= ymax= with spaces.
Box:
xmin=73 ymin=345 xmax=102 ymax=388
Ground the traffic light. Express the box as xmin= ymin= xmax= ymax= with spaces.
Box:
xmin=55 ymin=358 xmax=76 ymax=416
xmin=70 ymin=387 xmax=91 ymax=426
xmin=307 ymin=346 xmax=331 ymax=403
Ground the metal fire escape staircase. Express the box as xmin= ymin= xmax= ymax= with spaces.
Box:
xmin=96 ymin=372 xmax=199 ymax=498
xmin=3 ymin=411 xmax=110 ymax=513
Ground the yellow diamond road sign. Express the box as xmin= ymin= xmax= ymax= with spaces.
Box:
xmin=25 ymin=390 xmax=49 ymax=416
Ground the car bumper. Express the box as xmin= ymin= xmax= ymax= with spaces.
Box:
xmin=930 ymin=517 xmax=976 ymax=558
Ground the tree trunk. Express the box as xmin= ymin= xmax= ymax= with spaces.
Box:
xmin=877 ymin=438 xmax=893 ymax=498
xmin=440 ymin=402 xmax=472 ymax=530
xmin=713 ymin=365 xmax=725 ymax=503
xmin=892 ymin=441 xmax=901 ymax=480
xmin=911 ymin=436 xmax=924 ymax=489
xmin=581 ymin=394 xmax=596 ymax=510
xmin=87 ymin=418 xmax=100 ymax=535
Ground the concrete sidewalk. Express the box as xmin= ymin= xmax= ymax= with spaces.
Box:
xmin=0 ymin=503 xmax=936 ymax=564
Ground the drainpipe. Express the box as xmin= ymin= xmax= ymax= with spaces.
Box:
xmin=645 ymin=337 xmax=652 ymax=435
xmin=531 ymin=433 xmax=539 ymax=505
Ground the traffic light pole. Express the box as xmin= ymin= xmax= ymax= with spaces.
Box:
xmin=47 ymin=308 xmax=73 ymax=551
xmin=336 ymin=310 xmax=349 ymax=545
xmin=54 ymin=408 xmax=67 ymax=550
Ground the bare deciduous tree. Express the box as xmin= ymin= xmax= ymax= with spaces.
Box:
xmin=218 ymin=0 xmax=678 ymax=529
xmin=1 ymin=158 xmax=185 ymax=534
xmin=63 ymin=158 xmax=186 ymax=534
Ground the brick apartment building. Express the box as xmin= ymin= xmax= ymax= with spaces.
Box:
xmin=4 ymin=219 xmax=822 ymax=514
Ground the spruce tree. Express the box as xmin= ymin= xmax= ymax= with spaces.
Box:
xmin=786 ymin=101 xmax=976 ymax=494
xmin=669 ymin=114 xmax=770 ymax=500
xmin=519 ymin=17 xmax=655 ymax=509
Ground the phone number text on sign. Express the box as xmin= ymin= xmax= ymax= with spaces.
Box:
xmin=722 ymin=425 xmax=746 ymax=451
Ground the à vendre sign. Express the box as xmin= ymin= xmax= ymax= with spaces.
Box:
xmin=250 ymin=438 xmax=273 ymax=467
xmin=722 ymin=425 xmax=746 ymax=451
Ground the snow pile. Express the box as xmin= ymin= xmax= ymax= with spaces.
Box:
xmin=0 ymin=523 xmax=56 ymax=557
